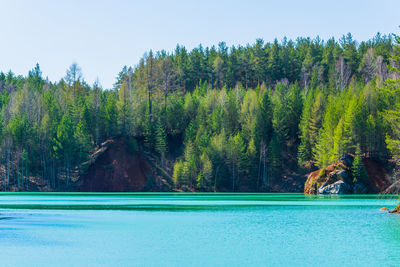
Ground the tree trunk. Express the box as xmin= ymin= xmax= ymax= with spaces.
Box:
xmin=66 ymin=156 xmax=70 ymax=188
xmin=257 ymin=142 xmax=263 ymax=191
xmin=164 ymin=74 xmax=168 ymax=112
xmin=17 ymin=151 xmax=20 ymax=189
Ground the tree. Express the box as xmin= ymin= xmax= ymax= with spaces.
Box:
xmin=54 ymin=112 xmax=75 ymax=187
xmin=182 ymin=141 xmax=197 ymax=187
xmin=73 ymin=120 xmax=91 ymax=172
xmin=173 ymin=160 xmax=184 ymax=186
xmin=146 ymin=51 xmax=154 ymax=120
xmin=198 ymin=152 xmax=213 ymax=189
xmin=0 ymin=32 xmax=396 ymax=193
xmin=117 ymin=80 xmax=133 ymax=135
xmin=227 ymin=133 xmax=246 ymax=192
xmin=93 ymin=78 xmax=101 ymax=145
xmin=298 ymin=89 xmax=316 ymax=167
xmin=272 ymin=83 xmax=290 ymax=144
xmin=213 ymin=56 xmax=225 ymax=89
xmin=65 ymin=62 xmax=83 ymax=99
xmin=160 ymin=57 xmax=177 ymax=111
xmin=155 ymin=118 xmax=168 ymax=168
xmin=267 ymin=133 xmax=282 ymax=185
xmin=301 ymin=48 xmax=314 ymax=91
xmin=359 ymin=48 xmax=376 ymax=83
xmin=335 ymin=56 xmax=351 ymax=91
xmin=254 ymin=89 xmax=273 ymax=190
xmin=340 ymin=33 xmax=359 ymax=73
xmin=383 ymin=38 xmax=400 ymax=162
xmin=352 ymin=144 xmax=368 ymax=183
xmin=104 ymin=92 xmax=118 ymax=137
xmin=313 ymin=97 xmax=340 ymax=167
xmin=332 ymin=96 xmax=357 ymax=158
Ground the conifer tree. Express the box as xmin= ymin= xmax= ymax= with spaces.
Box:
xmin=155 ymin=118 xmax=168 ymax=168
xmin=352 ymin=144 xmax=368 ymax=183
xmin=383 ymin=35 xmax=400 ymax=162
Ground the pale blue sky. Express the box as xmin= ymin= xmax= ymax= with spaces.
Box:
xmin=0 ymin=0 xmax=399 ymax=89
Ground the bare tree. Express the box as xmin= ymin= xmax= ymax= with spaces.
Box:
xmin=360 ymin=48 xmax=376 ymax=83
xmin=147 ymin=51 xmax=154 ymax=121
xmin=213 ymin=56 xmax=224 ymax=89
xmin=375 ymin=55 xmax=388 ymax=81
xmin=65 ymin=62 xmax=82 ymax=99
xmin=335 ymin=56 xmax=351 ymax=91
xmin=160 ymin=57 xmax=177 ymax=112
xmin=93 ymin=78 xmax=101 ymax=145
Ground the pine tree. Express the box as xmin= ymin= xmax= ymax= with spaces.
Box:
xmin=383 ymin=34 xmax=400 ymax=163
xmin=246 ymin=137 xmax=258 ymax=189
xmin=352 ymin=144 xmax=368 ymax=183
xmin=267 ymin=133 xmax=282 ymax=183
xmin=144 ymin=117 xmax=155 ymax=150
xmin=298 ymin=89 xmax=324 ymax=167
xmin=73 ymin=120 xmax=91 ymax=170
xmin=155 ymin=118 xmax=168 ymax=168
xmin=255 ymin=90 xmax=273 ymax=146
xmin=54 ymin=112 xmax=75 ymax=187
xmin=183 ymin=141 xmax=197 ymax=187
xmin=117 ymin=80 xmax=133 ymax=135
xmin=298 ymin=89 xmax=314 ymax=166
xmin=272 ymin=83 xmax=289 ymax=143
xmin=173 ymin=160 xmax=184 ymax=186
xmin=287 ymin=83 xmax=303 ymax=142
xmin=104 ymin=92 xmax=118 ymax=137
xmin=198 ymin=152 xmax=212 ymax=189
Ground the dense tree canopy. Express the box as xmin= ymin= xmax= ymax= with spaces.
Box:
xmin=0 ymin=32 xmax=398 ymax=191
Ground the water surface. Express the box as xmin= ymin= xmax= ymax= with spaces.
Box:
xmin=0 ymin=193 xmax=399 ymax=266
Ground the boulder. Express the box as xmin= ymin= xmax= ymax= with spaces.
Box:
xmin=318 ymin=180 xmax=351 ymax=194
xmin=336 ymin=170 xmax=351 ymax=183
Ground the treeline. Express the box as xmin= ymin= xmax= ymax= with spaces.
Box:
xmin=0 ymin=32 xmax=399 ymax=191
xmin=171 ymin=79 xmax=390 ymax=191
xmin=0 ymin=64 xmax=120 ymax=189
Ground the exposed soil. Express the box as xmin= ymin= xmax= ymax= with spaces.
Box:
xmin=362 ymin=157 xmax=390 ymax=193
xmin=80 ymin=138 xmax=151 ymax=192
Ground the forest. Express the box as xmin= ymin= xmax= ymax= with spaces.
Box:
xmin=0 ymin=32 xmax=400 ymax=192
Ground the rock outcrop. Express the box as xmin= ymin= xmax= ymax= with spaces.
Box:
xmin=318 ymin=180 xmax=350 ymax=194
xmin=304 ymin=154 xmax=390 ymax=194
xmin=304 ymin=154 xmax=353 ymax=194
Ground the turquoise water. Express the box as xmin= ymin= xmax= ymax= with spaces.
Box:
xmin=0 ymin=193 xmax=399 ymax=267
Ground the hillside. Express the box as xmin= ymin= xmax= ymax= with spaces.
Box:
xmin=0 ymin=33 xmax=400 ymax=193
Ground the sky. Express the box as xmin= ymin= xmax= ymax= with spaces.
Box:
xmin=0 ymin=0 xmax=399 ymax=89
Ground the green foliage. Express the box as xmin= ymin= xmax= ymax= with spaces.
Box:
xmin=383 ymin=34 xmax=400 ymax=163
xmin=155 ymin=119 xmax=167 ymax=155
xmin=144 ymin=117 xmax=155 ymax=150
xmin=173 ymin=160 xmax=184 ymax=186
xmin=0 ymin=33 xmax=397 ymax=192
xmin=267 ymin=134 xmax=282 ymax=174
xmin=352 ymin=145 xmax=368 ymax=183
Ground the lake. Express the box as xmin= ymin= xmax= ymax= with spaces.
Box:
xmin=0 ymin=193 xmax=399 ymax=266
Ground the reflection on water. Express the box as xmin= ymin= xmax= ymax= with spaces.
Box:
xmin=0 ymin=193 xmax=399 ymax=266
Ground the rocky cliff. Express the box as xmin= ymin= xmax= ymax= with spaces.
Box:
xmin=304 ymin=154 xmax=391 ymax=194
